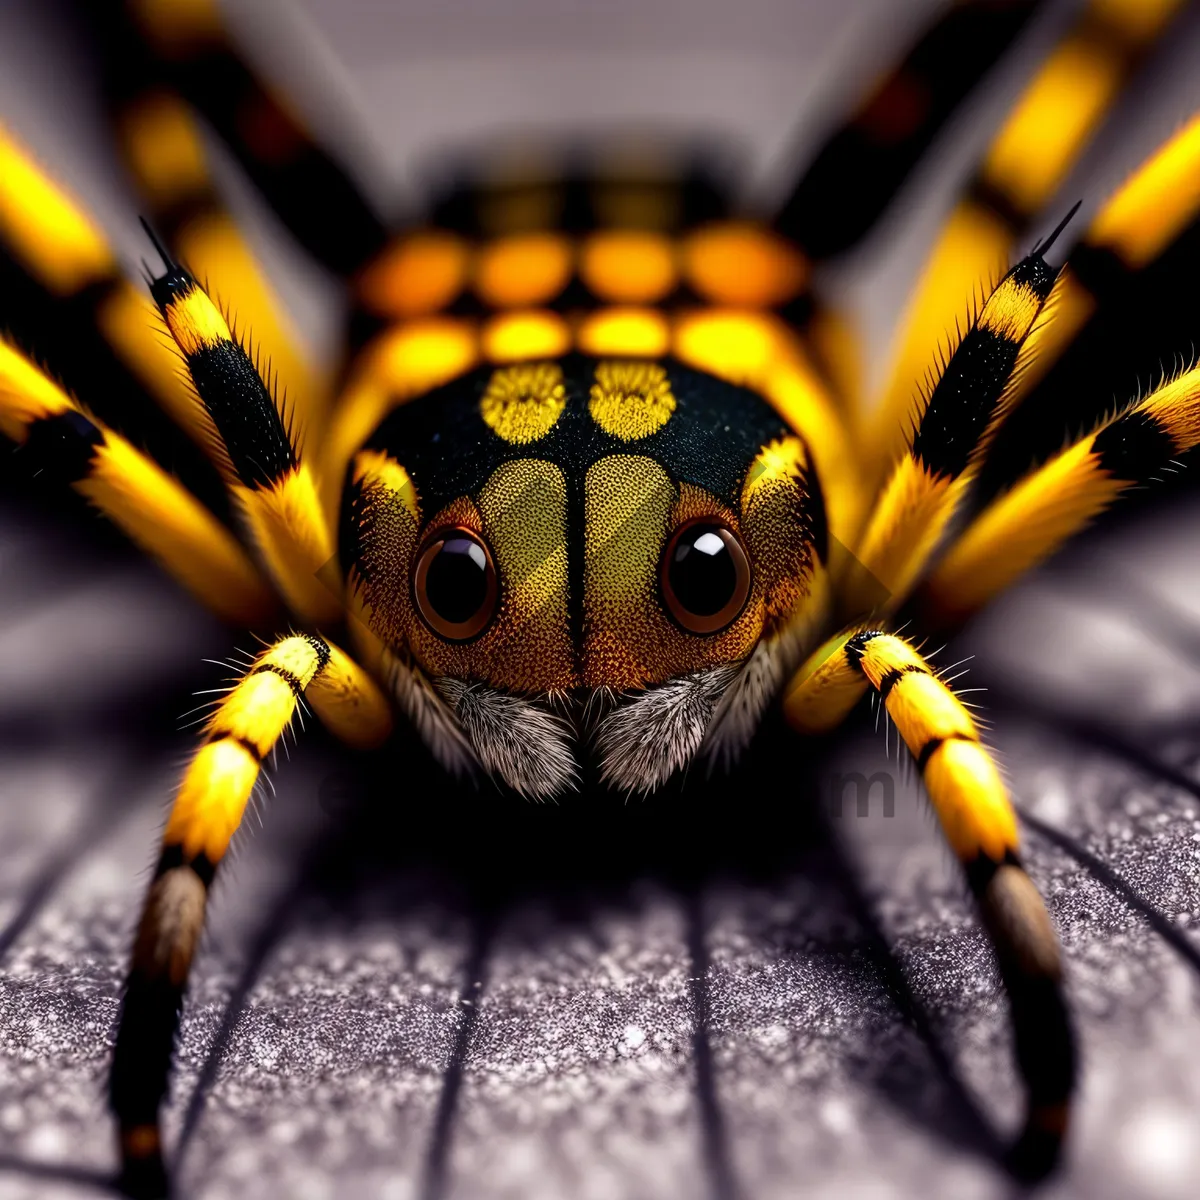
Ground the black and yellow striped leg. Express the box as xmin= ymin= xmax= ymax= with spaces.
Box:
xmin=95 ymin=0 xmax=386 ymax=277
xmin=0 ymin=338 xmax=274 ymax=624
xmin=868 ymin=0 xmax=1186 ymax=478
xmin=785 ymin=629 xmax=1074 ymax=1178
xmin=773 ymin=0 xmax=1041 ymax=262
xmin=921 ymin=363 xmax=1200 ymax=626
xmin=840 ymin=232 xmax=1064 ymax=619
xmin=0 ymin=121 xmax=224 ymax=484
xmin=147 ymin=250 xmax=340 ymax=625
xmin=110 ymin=635 xmax=391 ymax=1198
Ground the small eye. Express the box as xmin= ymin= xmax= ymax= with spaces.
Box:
xmin=413 ymin=526 xmax=499 ymax=641
xmin=661 ymin=519 xmax=751 ymax=634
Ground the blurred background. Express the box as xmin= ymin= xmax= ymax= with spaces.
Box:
xmin=2 ymin=1 xmax=1200 ymax=1198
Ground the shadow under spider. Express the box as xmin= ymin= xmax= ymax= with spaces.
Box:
xmin=162 ymin=705 xmax=1025 ymax=1197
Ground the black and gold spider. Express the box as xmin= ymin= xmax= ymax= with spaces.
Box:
xmin=1 ymin=0 xmax=1199 ymax=1196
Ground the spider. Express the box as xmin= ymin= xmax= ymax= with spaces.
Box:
xmin=1 ymin=0 xmax=1199 ymax=1196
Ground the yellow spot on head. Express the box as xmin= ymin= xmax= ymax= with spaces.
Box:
xmin=356 ymin=231 xmax=470 ymax=318
xmin=481 ymin=363 xmax=567 ymax=444
xmin=682 ymin=222 xmax=807 ymax=307
xmin=483 ymin=310 xmax=570 ymax=361
xmin=475 ymin=231 xmax=573 ymax=307
xmin=165 ymin=281 xmax=233 ymax=356
xmin=742 ymin=436 xmax=808 ymax=505
xmin=352 ymin=449 xmax=421 ymax=521
xmin=588 ymin=361 xmax=675 ymax=441
xmin=580 ymin=230 xmax=677 ymax=302
xmin=577 ymin=308 xmax=670 ymax=357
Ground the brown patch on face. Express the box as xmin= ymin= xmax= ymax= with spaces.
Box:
xmin=581 ymin=456 xmax=763 ymax=690
xmin=351 ymin=436 xmax=821 ymax=700
xmin=415 ymin=462 xmax=575 ymax=691
xmin=353 ymin=452 xmax=575 ymax=694
xmin=581 ymin=437 xmax=820 ymax=691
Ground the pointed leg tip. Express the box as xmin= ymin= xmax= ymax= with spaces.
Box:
xmin=116 ymin=1159 xmax=170 ymax=1200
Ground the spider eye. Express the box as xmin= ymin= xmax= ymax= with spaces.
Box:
xmin=413 ymin=527 xmax=499 ymax=641
xmin=660 ymin=519 xmax=751 ymax=634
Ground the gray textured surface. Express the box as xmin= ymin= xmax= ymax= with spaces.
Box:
xmin=6 ymin=496 xmax=1200 ymax=1200
xmin=4 ymin=1 xmax=1200 ymax=1198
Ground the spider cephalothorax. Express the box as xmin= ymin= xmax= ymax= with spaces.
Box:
xmin=2 ymin=0 xmax=1198 ymax=1197
xmin=341 ymin=356 xmax=824 ymax=796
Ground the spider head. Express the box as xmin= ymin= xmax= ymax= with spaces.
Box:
xmin=342 ymin=356 xmax=826 ymax=798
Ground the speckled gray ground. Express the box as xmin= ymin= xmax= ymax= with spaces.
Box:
xmin=4 ymin=2 xmax=1200 ymax=1198
xmin=7 ymin=494 xmax=1200 ymax=1200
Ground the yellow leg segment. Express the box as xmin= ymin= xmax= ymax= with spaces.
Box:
xmin=868 ymin=0 xmax=1185 ymax=480
xmin=110 ymin=633 xmax=390 ymax=1196
xmin=785 ymin=629 xmax=1074 ymax=1176
xmin=980 ymin=112 xmax=1200 ymax=413
xmin=122 ymin=0 xmax=385 ymax=278
xmin=922 ymin=364 xmax=1200 ymax=625
xmin=0 ymin=121 xmax=214 ymax=445
xmin=867 ymin=201 xmax=1009 ymax=481
xmin=153 ymin=265 xmax=342 ymax=624
xmin=842 ymin=242 xmax=1060 ymax=619
xmin=0 ymin=338 xmax=274 ymax=625
xmin=118 ymin=90 xmax=326 ymax=438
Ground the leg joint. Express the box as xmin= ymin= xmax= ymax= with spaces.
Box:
xmin=916 ymin=729 xmax=975 ymax=772
xmin=844 ymin=629 xmax=886 ymax=670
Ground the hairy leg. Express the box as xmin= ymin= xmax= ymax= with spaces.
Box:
xmin=785 ymin=627 xmax=1074 ymax=1179
xmin=110 ymin=632 xmax=390 ymax=1197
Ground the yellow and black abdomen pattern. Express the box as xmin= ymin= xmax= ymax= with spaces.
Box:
xmin=341 ymin=357 xmax=825 ymax=694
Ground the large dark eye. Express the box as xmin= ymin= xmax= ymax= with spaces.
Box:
xmin=413 ymin=526 xmax=499 ymax=641
xmin=661 ymin=519 xmax=751 ymax=634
